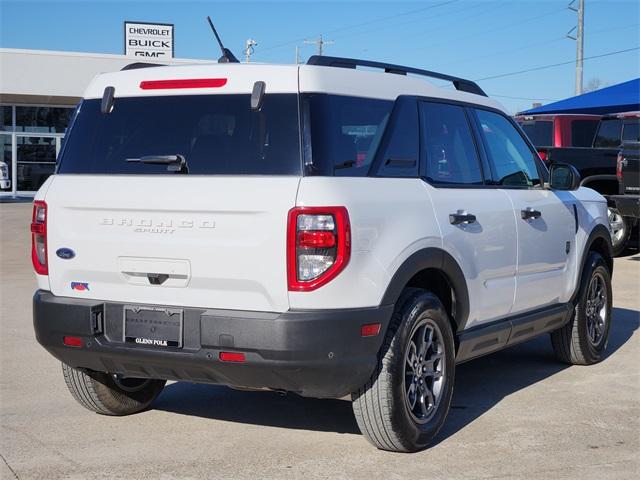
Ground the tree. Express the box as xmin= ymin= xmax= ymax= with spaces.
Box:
xmin=583 ymin=78 xmax=608 ymax=93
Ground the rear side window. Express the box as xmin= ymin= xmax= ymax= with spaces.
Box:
xmin=594 ymin=119 xmax=622 ymax=148
xmin=571 ymin=120 xmax=599 ymax=147
xmin=421 ymin=102 xmax=483 ymax=185
xmin=622 ymin=121 xmax=640 ymax=142
xmin=519 ymin=120 xmax=553 ymax=147
xmin=475 ymin=109 xmax=541 ymax=187
xmin=304 ymin=94 xmax=393 ymax=176
xmin=58 ymin=94 xmax=301 ymax=175
xmin=373 ymin=97 xmax=419 ymax=177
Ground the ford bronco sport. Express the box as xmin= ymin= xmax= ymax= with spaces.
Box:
xmin=32 ymin=55 xmax=613 ymax=452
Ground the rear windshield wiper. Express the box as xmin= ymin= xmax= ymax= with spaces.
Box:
xmin=126 ymin=154 xmax=188 ymax=173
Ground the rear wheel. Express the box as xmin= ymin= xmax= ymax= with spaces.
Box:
xmin=551 ymin=251 xmax=612 ymax=365
xmin=608 ymin=208 xmax=631 ymax=256
xmin=351 ymin=289 xmax=455 ymax=452
xmin=62 ymin=363 xmax=166 ymax=415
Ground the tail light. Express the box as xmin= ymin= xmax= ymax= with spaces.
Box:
xmin=31 ymin=200 xmax=48 ymax=275
xmin=616 ymin=152 xmax=625 ymax=181
xmin=537 ymin=150 xmax=548 ymax=163
xmin=287 ymin=206 xmax=350 ymax=291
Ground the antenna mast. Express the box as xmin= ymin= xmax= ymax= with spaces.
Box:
xmin=206 ymin=16 xmax=240 ymax=63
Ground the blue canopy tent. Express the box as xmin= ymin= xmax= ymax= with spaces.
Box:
xmin=519 ymin=78 xmax=640 ymax=115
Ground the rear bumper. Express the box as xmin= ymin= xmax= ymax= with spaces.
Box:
xmin=609 ymin=195 xmax=640 ymax=218
xmin=33 ymin=290 xmax=393 ymax=398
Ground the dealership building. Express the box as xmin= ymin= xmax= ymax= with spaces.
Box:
xmin=0 ymin=47 xmax=213 ymax=198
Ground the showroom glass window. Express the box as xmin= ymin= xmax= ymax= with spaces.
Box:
xmin=0 ymin=104 xmax=75 ymax=194
xmin=15 ymin=106 xmax=73 ymax=134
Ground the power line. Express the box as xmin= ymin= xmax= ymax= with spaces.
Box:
xmin=417 ymin=6 xmax=568 ymax=52
xmin=331 ymin=0 xmax=471 ymax=42
xmin=356 ymin=2 xmax=504 ymax=53
xmin=440 ymin=23 xmax=638 ymax=68
xmin=257 ymin=0 xmax=459 ymax=54
xmin=327 ymin=0 xmax=459 ymax=36
xmin=489 ymin=93 xmax=557 ymax=101
xmin=475 ymin=46 xmax=640 ymax=82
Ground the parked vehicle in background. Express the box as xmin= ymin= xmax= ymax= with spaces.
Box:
xmin=530 ymin=112 xmax=640 ymax=255
xmin=609 ymin=142 xmax=640 ymax=227
xmin=0 ymin=161 xmax=10 ymax=190
xmin=31 ymin=55 xmax=614 ymax=453
xmin=515 ymin=114 xmax=601 ymax=155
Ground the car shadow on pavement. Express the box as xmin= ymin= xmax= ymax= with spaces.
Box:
xmin=154 ymin=307 xmax=638 ymax=440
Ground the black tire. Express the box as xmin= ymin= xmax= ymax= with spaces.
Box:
xmin=608 ymin=208 xmax=631 ymax=257
xmin=62 ymin=363 xmax=166 ymax=416
xmin=551 ymin=251 xmax=613 ymax=365
xmin=352 ymin=288 xmax=455 ymax=452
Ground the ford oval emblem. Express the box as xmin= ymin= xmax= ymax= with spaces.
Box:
xmin=56 ymin=248 xmax=76 ymax=260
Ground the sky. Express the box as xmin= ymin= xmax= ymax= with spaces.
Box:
xmin=1 ymin=0 xmax=638 ymax=113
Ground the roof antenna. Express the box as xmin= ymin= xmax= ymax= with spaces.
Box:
xmin=207 ymin=16 xmax=240 ymax=63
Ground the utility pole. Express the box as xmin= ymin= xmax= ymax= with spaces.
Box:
xmin=244 ymin=39 xmax=257 ymax=63
xmin=295 ymin=46 xmax=301 ymax=64
xmin=567 ymin=0 xmax=585 ymax=95
xmin=304 ymin=34 xmax=334 ymax=56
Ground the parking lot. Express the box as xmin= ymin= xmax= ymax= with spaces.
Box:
xmin=0 ymin=202 xmax=638 ymax=479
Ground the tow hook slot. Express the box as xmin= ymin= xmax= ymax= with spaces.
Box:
xmin=90 ymin=306 xmax=104 ymax=334
xmin=147 ymin=273 xmax=169 ymax=285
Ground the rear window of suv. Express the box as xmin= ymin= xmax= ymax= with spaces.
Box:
xmin=58 ymin=94 xmax=302 ymax=175
xmin=519 ymin=120 xmax=553 ymax=147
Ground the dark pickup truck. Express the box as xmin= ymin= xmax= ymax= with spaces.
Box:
xmin=536 ymin=112 xmax=640 ymax=255
xmin=610 ymin=142 xmax=640 ymax=220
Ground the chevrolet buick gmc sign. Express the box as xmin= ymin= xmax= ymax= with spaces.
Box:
xmin=124 ymin=21 xmax=174 ymax=58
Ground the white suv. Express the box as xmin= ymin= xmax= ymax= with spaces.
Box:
xmin=32 ymin=56 xmax=613 ymax=452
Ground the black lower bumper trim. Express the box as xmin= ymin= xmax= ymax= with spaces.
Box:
xmin=33 ymin=290 xmax=393 ymax=398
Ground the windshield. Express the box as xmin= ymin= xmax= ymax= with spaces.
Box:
xmin=58 ymin=94 xmax=301 ymax=175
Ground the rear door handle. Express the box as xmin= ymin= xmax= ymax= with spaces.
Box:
xmin=521 ymin=207 xmax=542 ymax=220
xmin=449 ymin=211 xmax=477 ymax=225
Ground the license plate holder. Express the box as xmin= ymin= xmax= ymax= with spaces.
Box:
xmin=123 ymin=305 xmax=183 ymax=348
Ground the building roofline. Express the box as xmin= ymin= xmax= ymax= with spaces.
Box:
xmin=0 ymin=47 xmax=213 ymax=64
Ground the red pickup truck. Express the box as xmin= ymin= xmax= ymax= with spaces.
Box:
xmin=514 ymin=114 xmax=601 ymax=158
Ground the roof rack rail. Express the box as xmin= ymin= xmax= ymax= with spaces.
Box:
xmin=121 ymin=62 xmax=166 ymax=71
xmin=306 ymin=55 xmax=487 ymax=97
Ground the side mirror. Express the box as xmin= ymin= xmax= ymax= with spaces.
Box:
xmin=549 ymin=163 xmax=581 ymax=191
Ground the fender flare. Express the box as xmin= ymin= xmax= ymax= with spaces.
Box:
xmin=381 ymin=248 xmax=470 ymax=333
xmin=572 ymin=223 xmax=613 ymax=303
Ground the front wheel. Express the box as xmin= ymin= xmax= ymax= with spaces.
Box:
xmin=551 ymin=251 xmax=613 ymax=365
xmin=62 ymin=363 xmax=166 ymax=415
xmin=351 ymin=289 xmax=455 ymax=452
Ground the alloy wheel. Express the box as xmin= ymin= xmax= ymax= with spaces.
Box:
xmin=403 ymin=318 xmax=446 ymax=424
xmin=608 ymin=208 xmax=626 ymax=247
xmin=585 ymin=271 xmax=608 ymax=347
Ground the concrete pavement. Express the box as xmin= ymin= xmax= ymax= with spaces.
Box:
xmin=1 ymin=202 xmax=638 ymax=479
